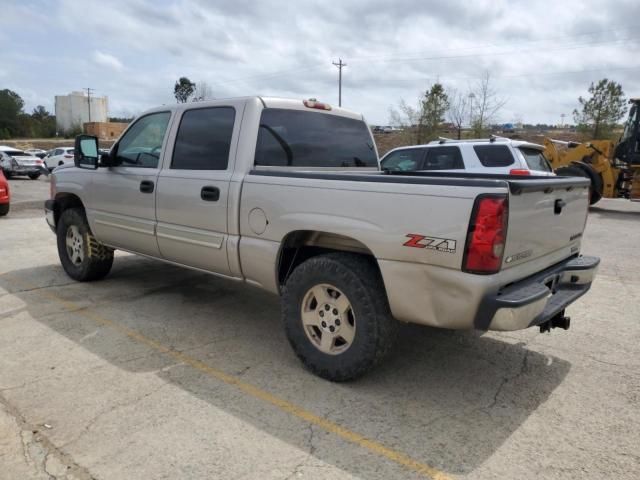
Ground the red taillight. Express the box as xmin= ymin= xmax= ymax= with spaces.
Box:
xmin=463 ymin=195 xmax=508 ymax=274
xmin=509 ymin=169 xmax=530 ymax=175
xmin=303 ymin=98 xmax=332 ymax=110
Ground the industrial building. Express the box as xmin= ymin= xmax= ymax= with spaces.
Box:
xmin=55 ymin=91 xmax=108 ymax=134
xmin=84 ymin=121 xmax=128 ymax=140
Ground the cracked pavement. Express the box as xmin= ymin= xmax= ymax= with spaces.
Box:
xmin=0 ymin=181 xmax=639 ymax=479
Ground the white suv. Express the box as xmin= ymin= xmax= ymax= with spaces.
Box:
xmin=44 ymin=147 xmax=75 ymax=171
xmin=380 ymin=137 xmax=554 ymax=176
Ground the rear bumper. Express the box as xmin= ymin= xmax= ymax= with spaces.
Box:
xmin=44 ymin=199 xmax=57 ymax=232
xmin=477 ymin=255 xmax=600 ymax=331
xmin=6 ymin=165 xmax=46 ymax=175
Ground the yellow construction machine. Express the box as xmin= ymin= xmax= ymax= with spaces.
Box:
xmin=543 ymin=98 xmax=640 ymax=205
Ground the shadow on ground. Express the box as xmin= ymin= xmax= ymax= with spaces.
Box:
xmin=0 ymin=257 xmax=571 ymax=477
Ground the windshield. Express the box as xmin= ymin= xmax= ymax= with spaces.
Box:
xmin=519 ymin=147 xmax=551 ymax=172
xmin=255 ymin=109 xmax=377 ymax=168
xmin=621 ymin=105 xmax=637 ymax=142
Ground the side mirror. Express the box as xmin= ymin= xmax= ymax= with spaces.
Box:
xmin=74 ymin=135 xmax=99 ymax=170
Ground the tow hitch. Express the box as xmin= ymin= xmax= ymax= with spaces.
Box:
xmin=540 ymin=310 xmax=571 ymax=333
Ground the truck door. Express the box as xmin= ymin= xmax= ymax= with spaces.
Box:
xmin=87 ymin=111 xmax=172 ymax=256
xmin=155 ymin=105 xmax=239 ymax=276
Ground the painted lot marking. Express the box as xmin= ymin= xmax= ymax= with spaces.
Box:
xmin=13 ymin=281 xmax=455 ymax=480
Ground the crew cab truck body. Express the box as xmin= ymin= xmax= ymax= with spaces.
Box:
xmin=45 ymin=96 xmax=599 ymax=380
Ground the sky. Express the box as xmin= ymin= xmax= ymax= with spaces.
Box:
xmin=0 ymin=0 xmax=638 ymax=125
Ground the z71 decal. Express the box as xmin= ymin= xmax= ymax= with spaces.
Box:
xmin=403 ymin=234 xmax=457 ymax=253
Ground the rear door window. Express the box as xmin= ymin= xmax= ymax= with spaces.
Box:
xmin=423 ymin=146 xmax=464 ymax=170
xmin=255 ymin=109 xmax=377 ymax=168
xmin=171 ymin=107 xmax=235 ymax=170
xmin=519 ymin=147 xmax=551 ymax=172
xmin=381 ymin=148 xmax=424 ymax=171
xmin=473 ymin=145 xmax=514 ymax=167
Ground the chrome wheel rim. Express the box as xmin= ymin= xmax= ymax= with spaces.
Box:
xmin=65 ymin=225 xmax=84 ymax=265
xmin=301 ymin=284 xmax=355 ymax=355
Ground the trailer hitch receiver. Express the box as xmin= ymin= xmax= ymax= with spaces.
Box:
xmin=540 ymin=311 xmax=571 ymax=333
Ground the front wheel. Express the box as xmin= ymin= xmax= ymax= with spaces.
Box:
xmin=56 ymin=208 xmax=114 ymax=281
xmin=0 ymin=203 xmax=9 ymax=216
xmin=282 ymin=253 xmax=398 ymax=381
xmin=28 ymin=172 xmax=41 ymax=180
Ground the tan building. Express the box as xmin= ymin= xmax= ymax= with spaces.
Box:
xmin=84 ymin=122 xmax=128 ymax=140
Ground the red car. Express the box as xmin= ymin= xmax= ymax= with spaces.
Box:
xmin=0 ymin=169 xmax=9 ymax=216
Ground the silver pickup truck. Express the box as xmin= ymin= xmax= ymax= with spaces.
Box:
xmin=45 ymin=97 xmax=599 ymax=381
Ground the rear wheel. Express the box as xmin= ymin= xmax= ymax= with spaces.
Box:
xmin=0 ymin=203 xmax=9 ymax=216
xmin=28 ymin=172 xmax=41 ymax=180
xmin=556 ymin=163 xmax=603 ymax=205
xmin=57 ymin=208 xmax=114 ymax=281
xmin=282 ymin=253 xmax=398 ymax=381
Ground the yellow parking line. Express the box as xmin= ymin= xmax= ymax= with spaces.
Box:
xmin=25 ymin=285 xmax=454 ymax=480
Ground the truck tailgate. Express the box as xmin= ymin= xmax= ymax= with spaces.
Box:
xmin=503 ymin=177 xmax=590 ymax=269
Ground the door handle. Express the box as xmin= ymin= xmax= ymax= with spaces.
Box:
xmin=201 ymin=186 xmax=220 ymax=202
xmin=554 ymin=198 xmax=566 ymax=214
xmin=140 ymin=180 xmax=154 ymax=193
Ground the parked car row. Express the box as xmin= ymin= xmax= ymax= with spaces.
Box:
xmin=0 ymin=146 xmax=47 ymax=179
xmin=0 ymin=145 xmax=77 ymax=180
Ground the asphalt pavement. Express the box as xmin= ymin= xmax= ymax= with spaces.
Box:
xmin=0 ymin=179 xmax=638 ymax=480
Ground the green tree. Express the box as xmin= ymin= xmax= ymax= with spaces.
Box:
xmin=389 ymin=83 xmax=450 ymax=144
xmin=0 ymin=89 xmax=25 ymax=138
xmin=420 ymin=83 xmax=449 ymax=141
xmin=573 ymin=79 xmax=627 ymax=139
xmin=174 ymin=77 xmax=196 ymax=103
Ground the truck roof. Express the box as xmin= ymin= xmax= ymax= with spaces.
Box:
xmin=143 ymin=96 xmax=364 ymax=121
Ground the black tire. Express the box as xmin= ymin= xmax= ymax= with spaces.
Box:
xmin=556 ymin=163 xmax=603 ymax=205
xmin=57 ymin=208 xmax=114 ymax=281
xmin=282 ymin=252 xmax=398 ymax=381
xmin=28 ymin=172 xmax=41 ymax=180
xmin=0 ymin=203 xmax=9 ymax=216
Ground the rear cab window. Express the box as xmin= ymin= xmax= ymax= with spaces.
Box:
xmin=473 ymin=145 xmax=514 ymax=167
xmin=255 ymin=109 xmax=377 ymax=168
xmin=518 ymin=147 xmax=552 ymax=172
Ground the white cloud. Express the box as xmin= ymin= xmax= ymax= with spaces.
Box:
xmin=93 ymin=51 xmax=124 ymax=71
xmin=2 ymin=0 xmax=638 ymax=122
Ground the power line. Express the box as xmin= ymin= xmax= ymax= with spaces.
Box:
xmin=332 ymin=59 xmax=347 ymax=106
xmin=206 ymin=36 xmax=638 ymax=89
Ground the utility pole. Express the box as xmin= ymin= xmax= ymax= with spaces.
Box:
xmin=332 ymin=59 xmax=347 ymax=107
xmin=85 ymin=87 xmax=94 ymax=123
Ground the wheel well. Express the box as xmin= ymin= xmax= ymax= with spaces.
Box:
xmin=277 ymin=230 xmax=377 ymax=286
xmin=54 ymin=193 xmax=84 ymax=225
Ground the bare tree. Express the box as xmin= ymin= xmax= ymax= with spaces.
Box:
xmin=192 ymin=81 xmax=214 ymax=102
xmin=447 ymin=89 xmax=468 ymax=139
xmin=388 ymin=99 xmax=421 ymax=144
xmin=470 ymin=72 xmax=507 ymax=136
xmin=389 ymin=83 xmax=449 ymax=144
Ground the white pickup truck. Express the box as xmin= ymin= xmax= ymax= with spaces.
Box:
xmin=45 ymin=97 xmax=599 ymax=381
